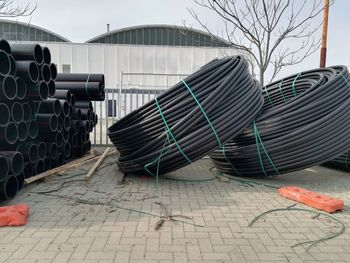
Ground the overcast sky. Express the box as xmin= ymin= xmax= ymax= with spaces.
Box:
xmin=6 ymin=0 xmax=350 ymax=79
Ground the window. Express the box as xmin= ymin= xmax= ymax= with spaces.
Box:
xmin=62 ymin=64 xmax=71 ymax=73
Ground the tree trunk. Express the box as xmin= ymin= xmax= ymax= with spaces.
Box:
xmin=259 ymin=68 xmax=264 ymax=86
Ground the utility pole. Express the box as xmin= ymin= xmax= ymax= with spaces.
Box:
xmin=320 ymin=0 xmax=329 ymax=68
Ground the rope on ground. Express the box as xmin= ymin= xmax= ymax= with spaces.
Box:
xmin=210 ymin=167 xmax=280 ymax=189
xmin=29 ymin=192 xmax=204 ymax=228
xmin=248 ymin=207 xmax=346 ymax=251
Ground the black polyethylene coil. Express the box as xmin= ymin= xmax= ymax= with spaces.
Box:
xmin=210 ymin=66 xmax=350 ymax=176
xmin=108 ymin=56 xmax=263 ymax=175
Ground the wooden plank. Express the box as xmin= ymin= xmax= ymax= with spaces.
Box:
xmin=85 ymin=147 xmax=110 ymax=181
xmin=25 ymin=149 xmax=117 ymax=184
xmin=25 ymin=152 xmax=96 ymax=184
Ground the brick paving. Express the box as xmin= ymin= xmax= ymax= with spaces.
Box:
xmin=1 ymin=150 xmax=350 ymax=262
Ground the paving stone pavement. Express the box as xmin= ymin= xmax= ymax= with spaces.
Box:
xmin=1 ymin=151 xmax=350 ymax=263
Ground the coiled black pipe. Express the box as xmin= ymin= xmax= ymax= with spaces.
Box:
xmin=108 ymin=56 xmax=263 ymax=175
xmin=210 ymin=65 xmax=350 ymax=176
xmin=323 ymin=153 xmax=350 ymax=171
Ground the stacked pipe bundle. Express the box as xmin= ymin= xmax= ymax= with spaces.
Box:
xmin=108 ymin=56 xmax=263 ymax=175
xmin=210 ymin=66 xmax=350 ymax=176
xmin=0 ymin=39 xmax=103 ymax=200
xmin=54 ymin=73 xmax=103 ymax=156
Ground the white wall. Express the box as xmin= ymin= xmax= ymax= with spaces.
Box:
xmin=43 ymin=42 xmax=240 ymax=89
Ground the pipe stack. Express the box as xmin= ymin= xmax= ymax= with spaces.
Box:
xmin=0 ymin=39 xmax=104 ymax=200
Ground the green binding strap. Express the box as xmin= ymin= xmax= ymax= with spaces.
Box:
xmin=292 ymin=73 xmax=302 ymax=96
xmin=264 ymin=85 xmax=275 ymax=108
xmin=181 ymin=80 xmax=222 ymax=147
xmin=279 ymin=79 xmax=287 ymax=103
xmin=144 ymin=129 xmax=171 ymax=191
xmin=181 ymin=80 xmax=241 ymax=176
xmin=154 ymin=96 xmax=192 ymax=164
xmin=341 ymin=74 xmax=350 ymax=86
xmin=253 ymin=121 xmax=280 ymax=176
xmin=221 ymin=145 xmax=241 ymax=176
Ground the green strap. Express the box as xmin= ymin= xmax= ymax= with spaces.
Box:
xmin=144 ymin=129 xmax=172 ymax=192
xmin=181 ymin=80 xmax=241 ymax=176
xmin=341 ymin=74 xmax=350 ymax=86
xmin=279 ymin=79 xmax=287 ymax=103
xmin=221 ymin=145 xmax=241 ymax=176
xmin=181 ymin=80 xmax=223 ymax=148
xmin=253 ymin=121 xmax=280 ymax=176
xmin=264 ymin=85 xmax=275 ymax=108
xmin=292 ymin=73 xmax=301 ymax=96
xmin=154 ymin=96 xmax=192 ymax=164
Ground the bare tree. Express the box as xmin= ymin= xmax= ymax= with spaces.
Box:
xmin=0 ymin=0 xmax=35 ymax=17
xmin=189 ymin=0 xmax=329 ymax=85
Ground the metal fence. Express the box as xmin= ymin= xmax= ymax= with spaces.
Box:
xmin=91 ymin=72 xmax=189 ymax=146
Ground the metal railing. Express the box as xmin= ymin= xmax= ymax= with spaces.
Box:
xmin=92 ymin=87 xmax=166 ymax=146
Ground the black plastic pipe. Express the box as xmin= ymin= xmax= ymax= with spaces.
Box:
xmin=0 ymin=174 xmax=18 ymax=200
xmin=56 ymin=73 xmax=105 ymax=85
xmin=0 ymin=155 xmax=9 ymax=182
xmin=59 ymin=100 xmax=70 ymax=116
xmin=35 ymin=113 xmax=58 ymax=132
xmin=0 ymin=75 xmax=17 ymax=100
xmin=40 ymin=64 xmax=51 ymax=82
xmin=15 ymin=77 xmax=26 ymax=100
xmin=11 ymin=43 xmax=44 ymax=65
xmin=0 ymin=122 xmax=18 ymax=145
xmin=16 ymin=142 xmax=39 ymax=163
xmin=48 ymin=80 xmax=55 ymax=97
xmin=17 ymin=121 xmax=28 ymax=142
xmin=42 ymin=47 xmax=51 ymax=64
xmin=55 ymin=82 xmax=103 ymax=100
xmin=23 ymin=162 xmax=33 ymax=178
xmin=35 ymin=141 xmax=47 ymax=160
xmin=27 ymin=120 xmax=39 ymax=139
xmin=53 ymin=90 xmax=71 ymax=104
xmin=0 ymin=39 xmax=11 ymax=54
xmin=16 ymin=173 xmax=24 ymax=191
xmin=108 ymin=56 xmax=263 ymax=175
xmin=15 ymin=61 xmax=39 ymax=83
xmin=9 ymin=102 xmax=23 ymax=123
xmin=49 ymin=63 xmax=57 ymax=80
xmin=8 ymin=54 xmax=16 ymax=76
xmin=43 ymin=156 xmax=51 ymax=171
xmin=75 ymin=101 xmax=93 ymax=111
xmin=33 ymin=159 xmax=45 ymax=175
xmin=0 ymin=103 xmax=10 ymax=127
xmin=46 ymin=142 xmax=58 ymax=159
xmin=36 ymin=99 xmax=61 ymax=116
xmin=0 ymin=50 xmax=10 ymax=76
xmin=27 ymin=81 xmax=48 ymax=100
xmin=0 ymin=151 xmax=24 ymax=176
xmin=210 ymin=65 xmax=350 ymax=177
